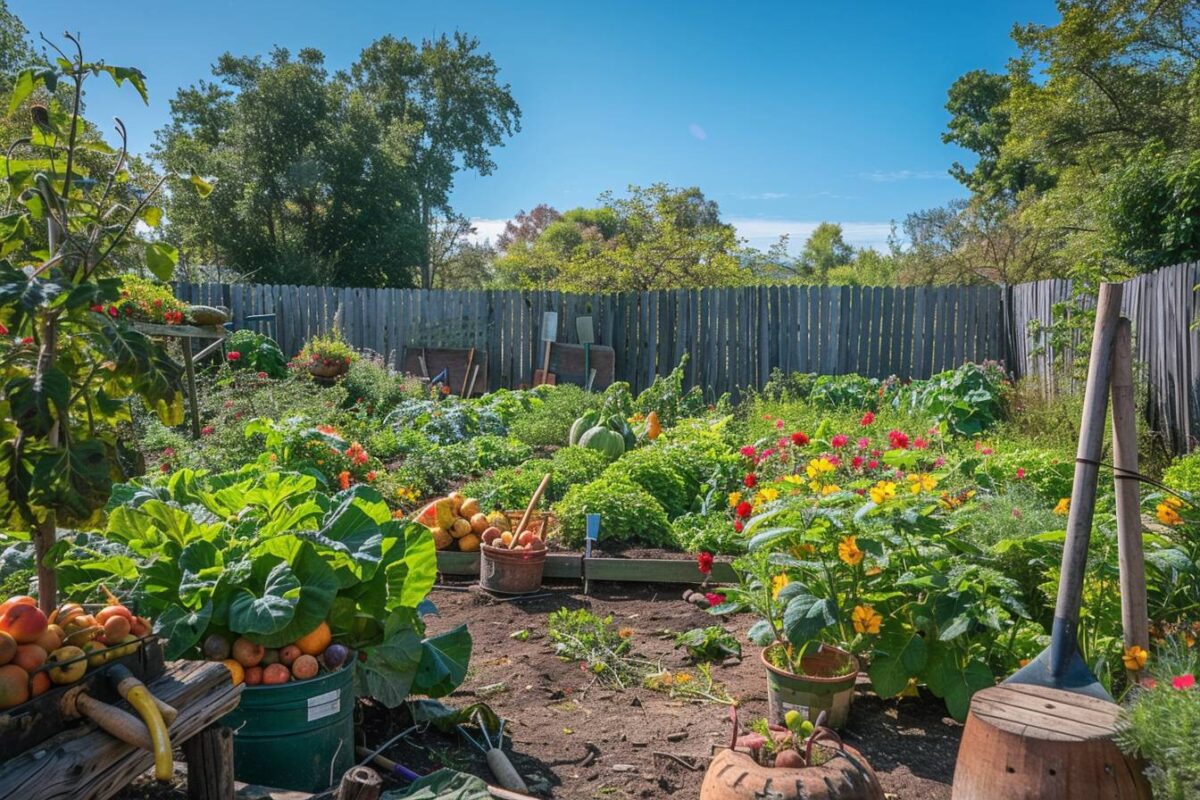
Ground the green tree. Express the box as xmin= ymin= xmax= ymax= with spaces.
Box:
xmin=800 ymin=222 xmax=853 ymax=283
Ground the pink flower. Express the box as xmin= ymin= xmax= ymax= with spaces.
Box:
xmin=744 ymin=473 xmax=757 ymax=488
xmin=200 ymin=426 xmax=215 ymax=436
xmin=740 ymin=446 xmax=757 ymax=459
xmin=870 ymin=448 xmax=882 ymax=457
xmin=934 ymin=456 xmax=946 ymax=467
xmin=913 ymin=437 xmax=928 ymax=449
xmin=857 ymin=437 xmax=870 ymax=450
xmin=160 ymin=463 xmax=171 ymax=473
xmin=697 ymin=552 xmax=714 ymax=575
xmin=1172 ymin=673 xmax=1196 ymax=690
xmin=705 ymin=592 xmax=726 ymax=607
xmin=227 ymin=351 xmax=241 ymax=361
xmin=826 ymin=455 xmax=840 ymax=467
xmin=860 ymin=411 xmax=875 ymax=426
xmin=851 ymin=456 xmax=864 ymax=469
xmin=831 ymin=434 xmax=849 ymax=448
xmin=162 ymin=447 xmax=175 ymax=458
xmin=777 ymin=438 xmax=790 ymax=450
xmin=867 ymin=460 xmax=879 ymax=470
xmin=107 ymin=305 xmax=118 ymax=318
xmin=1011 ymin=507 xmax=1022 ymax=518
xmin=791 ymin=432 xmax=809 ymax=446
xmin=1016 ymin=468 xmax=1026 ymax=480
xmin=257 ymin=371 xmax=268 ymax=379
xmin=761 ymin=449 xmax=775 ymax=460
xmin=981 ymin=447 xmax=993 ymax=456
xmin=775 ymin=419 xmax=784 ymax=429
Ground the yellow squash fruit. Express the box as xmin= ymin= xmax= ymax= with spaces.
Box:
xmin=460 ymin=498 xmax=481 ymax=518
xmin=458 ymin=533 xmax=481 ymax=552
xmin=646 ymin=411 xmax=662 ymax=440
xmin=451 ymin=518 xmax=472 ymax=538
xmin=469 ymin=512 xmax=489 ymax=534
xmin=431 ymin=527 xmax=453 ymax=550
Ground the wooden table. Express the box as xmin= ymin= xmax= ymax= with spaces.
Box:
xmin=0 ymin=660 xmax=244 ymax=800
xmin=131 ymin=321 xmax=228 ymax=439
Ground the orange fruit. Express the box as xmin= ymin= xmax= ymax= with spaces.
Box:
xmin=294 ymin=622 xmax=331 ymax=656
xmin=221 ymin=658 xmax=245 ymax=686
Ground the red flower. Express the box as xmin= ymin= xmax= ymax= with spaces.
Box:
xmin=735 ymin=501 xmax=753 ymax=518
xmin=338 ymin=470 xmax=351 ymax=491
xmin=791 ymin=432 xmax=809 ymax=446
xmin=913 ymin=437 xmax=928 ymax=449
xmin=20 ymin=336 xmax=33 ymax=344
xmin=860 ymin=411 xmax=875 ymax=426
xmin=704 ymin=592 xmax=726 ymax=607
xmin=831 ymin=434 xmax=849 ymax=448
xmin=107 ymin=305 xmax=118 ymax=318
xmin=162 ymin=447 xmax=175 ymax=458
xmin=733 ymin=520 xmax=744 ymax=533
xmin=852 ymin=456 xmax=864 ymax=469
xmin=697 ymin=552 xmax=714 ymax=575
xmin=153 ymin=299 xmax=163 ymax=308
xmin=740 ymin=445 xmax=758 ymax=459
xmin=775 ymin=419 xmax=784 ymax=429
xmin=1016 ymin=467 xmax=1026 ymax=479
xmin=743 ymin=473 xmax=757 ymax=488
xmin=858 ymin=437 xmax=869 ymax=450
xmin=888 ymin=430 xmax=910 ymax=450
xmin=160 ymin=462 xmax=171 ymax=473
xmin=0 ymin=323 xmax=7 ymax=336
xmin=256 ymin=371 xmax=268 ymax=379
xmin=1172 ymin=673 xmax=1196 ymax=690
xmin=90 ymin=304 xmax=104 ymax=313
xmin=761 ymin=449 xmax=775 ymax=460
xmin=867 ymin=460 xmax=879 ymax=470
xmin=200 ymin=426 xmax=215 ymax=436
xmin=227 ymin=351 xmax=241 ymax=361
xmin=367 ymin=470 xmax=378 ymax=481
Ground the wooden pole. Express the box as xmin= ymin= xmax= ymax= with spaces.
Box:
xmin=1110 ymin=317 xmax=1148 ymax=676
xmin=336 ymin=765 xmax=382 ymax=800
xmin=183 ymin=724 xmax=234 ymax=800
xmin=182 ymin=336 xmax=201 ymax=440
xmin=1051 ymin=282 xmax=1123 ymax=678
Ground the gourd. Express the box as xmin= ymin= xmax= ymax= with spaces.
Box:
xmin=569 ymin=410 xmax=600 ymax=446
xmin=579 ymin=425 xmax=625 ymax=460
xmin=646 ymin=411 xmax=662 ymax=440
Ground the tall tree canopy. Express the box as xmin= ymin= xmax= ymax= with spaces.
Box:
xmin=492 ymin=184 xmax=748 ymax=291
xmin=155 ymin=34 xmax=519 ymax=288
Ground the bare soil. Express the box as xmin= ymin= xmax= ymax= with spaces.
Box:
xmin=115 ymin=581 xmax=962 ymax=799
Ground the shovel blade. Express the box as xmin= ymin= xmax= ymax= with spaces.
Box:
xmin=1004 ymin=644 xmax=1112 ymax=701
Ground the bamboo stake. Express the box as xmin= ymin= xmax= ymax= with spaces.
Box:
xmin=510 ymin=473 xmax=552 ymax=547
xmin=1111 ymin=317 xmax=1149 ymax=677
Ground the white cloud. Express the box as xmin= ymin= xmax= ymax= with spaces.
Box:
xmin=859 ymin=169 xmax=947 ymax=182
xmin=467 ymin=218 xmax=509 ymax=245
xmin=730 ymin=218 xmax=894 ymax=252
xmin=731 ymin=191 xmax=789 ymax=201
xmin=688 ymin=123 xmax=707 ymax=141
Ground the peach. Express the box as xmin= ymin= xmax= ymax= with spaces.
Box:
xmin=34 ymin=624 xmax=63 ymax=653
xmin=0 ymin=631 xmax=16 ymax=666
xmin=30 ymin=671 xmax=50 ymax=697
xmin=244 ymin=666 xmax=263 ymax=686
xmin=12 ymin=644 xmax=47 ymax=672
xmin=262 ymin=663 xmax=290 ymax=685
xmin=0 ymin=604 xmax=47 ymax=644
xmin=103 ymin=615 xmax=131 ymax=642
xmin=0 ymin=596 xmax=36 ymax=616
xmin=95 ymin=605 xmax=133 ymax=624
xmin=278 ymin=644 xmax=301 ymax=666
xmin=291 ymin=654 xmax=319 ymax=681
xmin=0 ymin=664 xmax=30 ymax=708
xmin=232 ymin=637 xmax=265 ymax=668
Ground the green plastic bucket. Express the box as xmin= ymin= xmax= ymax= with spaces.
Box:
xmin=762 ymin=644 xmax=858 ymax=729
xmin=221 ymin=663 xmax=355 ymax=792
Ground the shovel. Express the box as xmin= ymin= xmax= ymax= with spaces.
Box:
xmin=1005 ymin=282 xmax=1123 ymax=701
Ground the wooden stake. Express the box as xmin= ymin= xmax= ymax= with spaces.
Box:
xmin=336 ymin=765 xmax=382 ymax=800
xmin=183 ymin=724 xmax=234 ymax=800
xmin=460 ymin=347 xmax=475 ymax=396
xmin=183 ymin=336 xmax=201 ymax=440
xmin=1110 ymin=317 xmax=1148 ymax=676
xmin=510 ymin=474 xmax=552 ymax=546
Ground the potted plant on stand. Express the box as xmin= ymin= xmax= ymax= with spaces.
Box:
xmin=299 ymin=330 xmax=356 ymax=382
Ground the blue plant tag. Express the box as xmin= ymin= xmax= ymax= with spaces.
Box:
xmin=586 ymin=514 xmax=600 ymax=541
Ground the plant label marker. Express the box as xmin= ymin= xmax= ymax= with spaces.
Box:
xmin=584 ymin=514 xmax=600 ymax=594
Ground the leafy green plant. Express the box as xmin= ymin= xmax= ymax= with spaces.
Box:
xmin=601 ymin=445 xmax=695 ymax=519
xmin=1115 ymin=644 xmax=1200 ymax=800
xmin=298 ymin=329 xmax=356 ymax=371
xmin=385 ymin=397 xmax=505 ymax=445
xmin=897 ymin=362 xmax=1009 ymax=436
xmin=224 ymin=329 xmax=287 ymax=378
xmin=672 ymin=511 xmax=744 ymax=555
xmin=458 ymin=460 xmax=553 ymax=511
xmin=340 ymin=356 xmax=424 ymax=414
xmin=117 ymin=275 xmax=188 ymax=325
xmin=674 ymin=626 xmax=741 ymax=662
xmin=0 ymin=36 xmax=206 ymax=607
xmin=507 ymin=384 xmax=600 ymax=447
xmin=1163 ymin=451 xmax=1200 ymax=494
xmin=633 ymin=354 xmax=706 ymax=427
xmin=55 ymin=467 xmax=469 ymax=705
xmin=555 ymin=476 xmax=672 ymax=549
xmin=547 ymin=446 xmax=608 ymax=501
xmin=547 ymin=607 xmax=651 ymax=687
xmin=470 ymin=435 xmax=534 ymax=472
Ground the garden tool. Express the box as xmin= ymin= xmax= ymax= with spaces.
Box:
xmin=458 ymin=711 xmax=529 ymax=794
xmin=1005 ymin=282 xmax=1124 ymax=701
xmin=60 ymin=663 xmax=175 ymax=780
xmin=577 ymin=316 xmax=594 ymax=391
xmin=460 ymin=347 xmax=476 ymax=396
xmin=534 ymin=311 xmax=558 ymax=386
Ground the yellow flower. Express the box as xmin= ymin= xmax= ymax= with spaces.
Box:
xmin=755 ymin=487 xmax=779 ymax=506
xmin=805 ymin=458 xmax=835 ymax=479
xmin=674 ymin=672 xmax=693 ymax=683
xmin=869 ymin=481 xmax=896 ymax=505
xmin=782 ymin=474 xmax=805 ymax=485
xmin=908 ymin=473 xmax=937 ymax=494
xmin=820 ymin=484 xmax=841 ymax=496
xmin=1053 ymin=497 xmax=1070 ymax=515
xmin=727 ymin=491 xmax=743 ymax=509
xmin=771 ymin=573 xmax=791 ymax=598
xmin=838 ymin=535 xmax=864 ymax=566
xmin=1122 ymin=645 xmax=1148 ymax=671
xmin=1156 ymin=503 xmax=1183 ymax=526
xmin=852 ymin=604 xmax=882 ymax=635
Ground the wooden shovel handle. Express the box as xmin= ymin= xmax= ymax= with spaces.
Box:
xmin=511 ymin=473 xmax=552 ymax=546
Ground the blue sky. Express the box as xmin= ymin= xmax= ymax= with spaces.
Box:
xmin=11 ymin=0 xmax=1057 ymax=252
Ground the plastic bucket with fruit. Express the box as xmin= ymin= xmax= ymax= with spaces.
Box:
xmin=220 ymin=652 xmax=355 ymax=792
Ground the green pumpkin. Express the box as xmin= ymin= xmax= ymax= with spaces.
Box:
xmin=579 ymin=425 xmax=626 ymax=460
xmin=569 ymin=410 xmax=600 ymax=446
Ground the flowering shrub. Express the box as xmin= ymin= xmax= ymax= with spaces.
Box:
xmin=116 ymin=275 xmax=189 ymax=325
xmin=224 ymin=329 xmax=288 ymax=378
xmin=244 ymin=418 xmax=380 ymax=490
xmin=298 ymin=329 xmax=356 ymax=371
xmin=1116 ymin=644 xmax=1200 ymax=800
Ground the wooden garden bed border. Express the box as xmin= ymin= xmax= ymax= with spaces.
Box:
xmin=437 ymin=551 xmax=736 ymax=584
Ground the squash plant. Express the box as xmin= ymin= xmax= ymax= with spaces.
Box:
xmin=0 ymin=35 xmax=206 ymax=610
xmin=54 ymin=466 xmax=470 ymax=704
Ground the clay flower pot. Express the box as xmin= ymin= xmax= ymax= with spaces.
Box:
xmin=308 ymin=359 xmax=349 ymax=380
xmin=700 ymin=746 xmax=884 ymax=800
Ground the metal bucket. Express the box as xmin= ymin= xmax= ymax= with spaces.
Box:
xmin=762 ymin=644 xmax=858 ymax=729
xmin=480 ymin=543 xmax=546 ymax=594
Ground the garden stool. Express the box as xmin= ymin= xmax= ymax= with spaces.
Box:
xmin=951 ymin=683 xmax=1150 ymax=800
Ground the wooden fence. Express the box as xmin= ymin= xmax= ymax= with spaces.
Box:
xmin=1006 ymin=262 xmax=1200 ymax=454
xmin=175 ymin=282 xmax=1007 ymax=398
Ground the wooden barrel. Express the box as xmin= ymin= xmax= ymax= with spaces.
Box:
xmin=952 ymin=684 xmax=1150 ymax=800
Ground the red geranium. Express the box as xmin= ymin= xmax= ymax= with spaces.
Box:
xmin=740 ymin=445 xmax=757 ymax=459
xmin=791 ymin=432 xmax=809 ymax=446
xmin=1016 ymin=468 xmax=1026 ymax=479
xmin=860 ymin=411 xmax=875 ymax=426
xmin=704 ymin=593 xmax=726 ymax=607
xmin=1172 ymin=673 xmax=1196 ymax=690
xmin=831 ymin=434 xmax=849 ymax=448
xmin=697 ymin=552 xmax=714 ymax=575
xmin=888 ymin=429 xmax=910 ymax=450
xmin=227 ymin=351 xmax=241 ymax=361
xmin=735 ymin=501 xmax=753 ymax=518
xmin=852 ymin=456 xmax=864 ymax=469
xmin=743 ymin=473 xmax=757 ymax=488
xmin=733 ymin=520 xmax=744 ymax=533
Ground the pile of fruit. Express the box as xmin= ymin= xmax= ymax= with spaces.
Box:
xmin=0 ymin=594 xmax=152 ymax=709
xmin=415 ymin=491 xmax=515 ymax=552
xmin=202 ymin=621 xmax=351 ymax=687
xmin=480 ymin=518 xmax=546 ymax=552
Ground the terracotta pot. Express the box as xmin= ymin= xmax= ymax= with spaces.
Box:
xmin=308 ymin=360 xmax=348 ymax=379
xmin=762 ymin=644 xmax=859 ymax=729
xmin=700 ymin=746 xmax=884 ymax=800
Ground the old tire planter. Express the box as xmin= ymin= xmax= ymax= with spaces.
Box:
xmin=221 ymin=662 xmax=354 ymax=793
xmin=763 ymin=644 xmax=858 ymax=730
xmin=700 ymin=747 xmax=885 ymax=800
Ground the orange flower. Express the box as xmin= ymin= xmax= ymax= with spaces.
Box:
xmin=338 ymin=471 xmax=351 ymax=491
xmin=838 ymin=536 xmax=863 ymax=566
